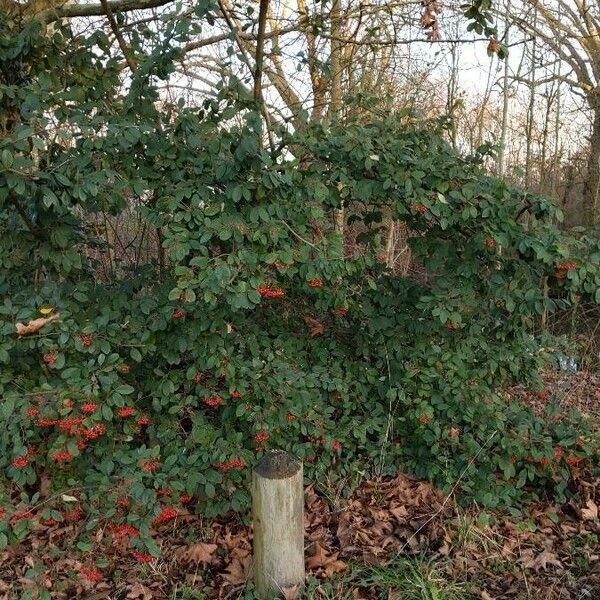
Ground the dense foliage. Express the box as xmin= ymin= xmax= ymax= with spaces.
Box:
xmin=1 ymin=12 xmax=599 ymax=555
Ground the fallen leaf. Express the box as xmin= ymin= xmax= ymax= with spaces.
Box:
xmin=126 ymin=581 xmax=153 ymax=599
xmin=306 ymin=542 xmax=346 ymax=576
xmin=581 ymin=499 xmax=598 ymax=521
xmin=16 ymin=312 xmax=60 ymax=337
xmin=282 ymin=583 xmax=301 ymax=600
xmin=222 ymin=556 xmax=251 ymax=586
xmin=175 ymin=542 xmax=217 ymax=564
xmin=522 ymin=550 xmax=562 ymax=571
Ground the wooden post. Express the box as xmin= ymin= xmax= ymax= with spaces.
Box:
xmin=252 ymin=450 xmax=304 ymax=598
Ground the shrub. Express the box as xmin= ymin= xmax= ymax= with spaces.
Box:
xmin=0 ymin=15 xmax=598 ymax=553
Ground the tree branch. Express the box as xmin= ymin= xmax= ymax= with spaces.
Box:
xmin=253 ymin=0 xmax=269 ymax=102
xmin=99 ymin=0 xmax=138 ymax=71
xmin=38 ymin=0 xmax=176 ymax=25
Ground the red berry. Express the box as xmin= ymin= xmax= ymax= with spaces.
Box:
xmin=43 ymin=353 xmax=57 ymax=365
xmin=172 ymin=309 xmax=185 ymax=319
xmin=335 ymin=307 xmax=348 ymax=317
xmin=80 ymin=334 xmax=92 ymax=348
xmin=153 ymin=506 xmax=178 ymax=526
xmin=119 ymin=364 xmax=130 ymax=374
xmin=137 ymin=415 xmax=150 ymax=426
xmin=230 ymin=390 xmax=241 ymax=399
xmin=193 ymin=373 xmax=203 ymax=384
xmin=255 ymin=432 xmax=269 ymax=443
xmin=485 ymin=238 xmax=495 ymax=249
xmin=52 ymin=451 xmax=74 ymax=462
xmin=258 ymin=287 xmax=285 ymax=298
xmin=414 ymin=204 xmax=428 ymax=214
xmin=80 ymin=566 xmax=103 ymax=583
xmin=12 ymin=456 xmax=29 ymax=469
xmin=81 ymin=403 xmax=98 ymax=414
xmin=26 ymin=407 xmax=39 ymax=418
xmin=332 ymin=440 xmax=341 ymax=451
xmin=140 ymin=459 xmax=160 ymax=473
xmin=203 ymin=395 xmax=224 ymax=408
xmin=117 ymin=407 xmax=136 ymax=418
xmin=132 ymin=551 xmax=154 ymax=563
xmin=308 ymin=278 xmax=323 ymax=288
xmin=286 ymin=414 xmax=296 ymax=421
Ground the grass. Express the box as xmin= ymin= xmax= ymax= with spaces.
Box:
xmin=297 ymin=557 xmax=475 ymax=600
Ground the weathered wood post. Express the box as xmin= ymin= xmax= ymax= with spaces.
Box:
xmin=252 ymin=450 xmax=304 ymax=598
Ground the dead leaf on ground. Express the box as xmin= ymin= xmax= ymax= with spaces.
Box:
xmin=222 ymin=556 xmax=251 ymax=586
xmin=175 ymin=542 xmax=217 ymax=565
xmin=126 ymin=581 xmax=153 ymax=599
xmin=581 ymin=499 xmax=598 ymax=521
xmin=15 ymin=313 xmax=60 ymax=337
xmin=306 ymin=542 xmax=347 ymax=577
xmin=281 ymin=583 xmax=301 ymax=600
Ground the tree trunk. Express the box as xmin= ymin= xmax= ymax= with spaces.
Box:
xmin=583 ymin=98 xmax=600 ymax=228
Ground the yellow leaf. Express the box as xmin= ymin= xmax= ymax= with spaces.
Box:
xmin=39 ymin=306 xmax=54 ymax=316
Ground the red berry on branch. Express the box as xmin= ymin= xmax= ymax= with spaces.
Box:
xmin=117 ymin=407 xmax=136 ymax=418
xmin=137 ymin=415 xmax=150 ymax=426
xmin=43 ymin=353 xmax=57 ymax=365
xmin=12 ymin=456 xmax=29 ymax=469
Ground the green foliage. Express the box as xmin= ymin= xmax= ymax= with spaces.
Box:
xmin=0 ymin=13 xmax=598 ymax=553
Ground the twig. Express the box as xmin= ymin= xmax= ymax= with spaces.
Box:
xmin=279 ymin=220 xmax=318 ymax=248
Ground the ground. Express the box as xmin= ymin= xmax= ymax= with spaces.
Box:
xmin=1 ymin=373 xmax=598 ymax=600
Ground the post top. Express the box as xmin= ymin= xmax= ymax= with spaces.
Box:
xmin=254 ymin=450 xmax=302 ymax=479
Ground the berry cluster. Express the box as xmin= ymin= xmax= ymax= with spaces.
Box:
xmin=258 ymin=287 xmax=285 ymax=298
xmin=153 ymin=506 xmax=178 ymax=525
xmin=215 ymin=459 xmax=246 ymax=472
xmin=117 ymin=407 xmax=136 ymax=418
xmin=203 ymin=395 xmax=224 ymax=408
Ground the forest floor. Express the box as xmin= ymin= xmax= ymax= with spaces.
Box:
xmin=1 ymin=373 xmax=599 ymax=600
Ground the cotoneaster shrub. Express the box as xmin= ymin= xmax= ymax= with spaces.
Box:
xmin=0 ymin=14 xmax=599 ymax=555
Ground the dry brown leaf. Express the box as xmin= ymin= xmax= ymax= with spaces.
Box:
xmin=126 ymin=581 xmax=153 ymax=599
xmin=306 ymin=542 xmax=347 ymax=576
xmin=281 ymin=583 xmax=301 ymax=600
xmin=15 ymin=313 xmax=60 ymax=337
xmin=522 ymin=550 xmax=562 ymax=571
xmin=304 ymin=316 xmax=325 ymax=338
xmin=175 ymin=542 xmax=217 ymax=564
xmin=222 ymin=556 xmax=251 ymax=586
xmin=581 ymin=499 xmax=598 ymax=521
